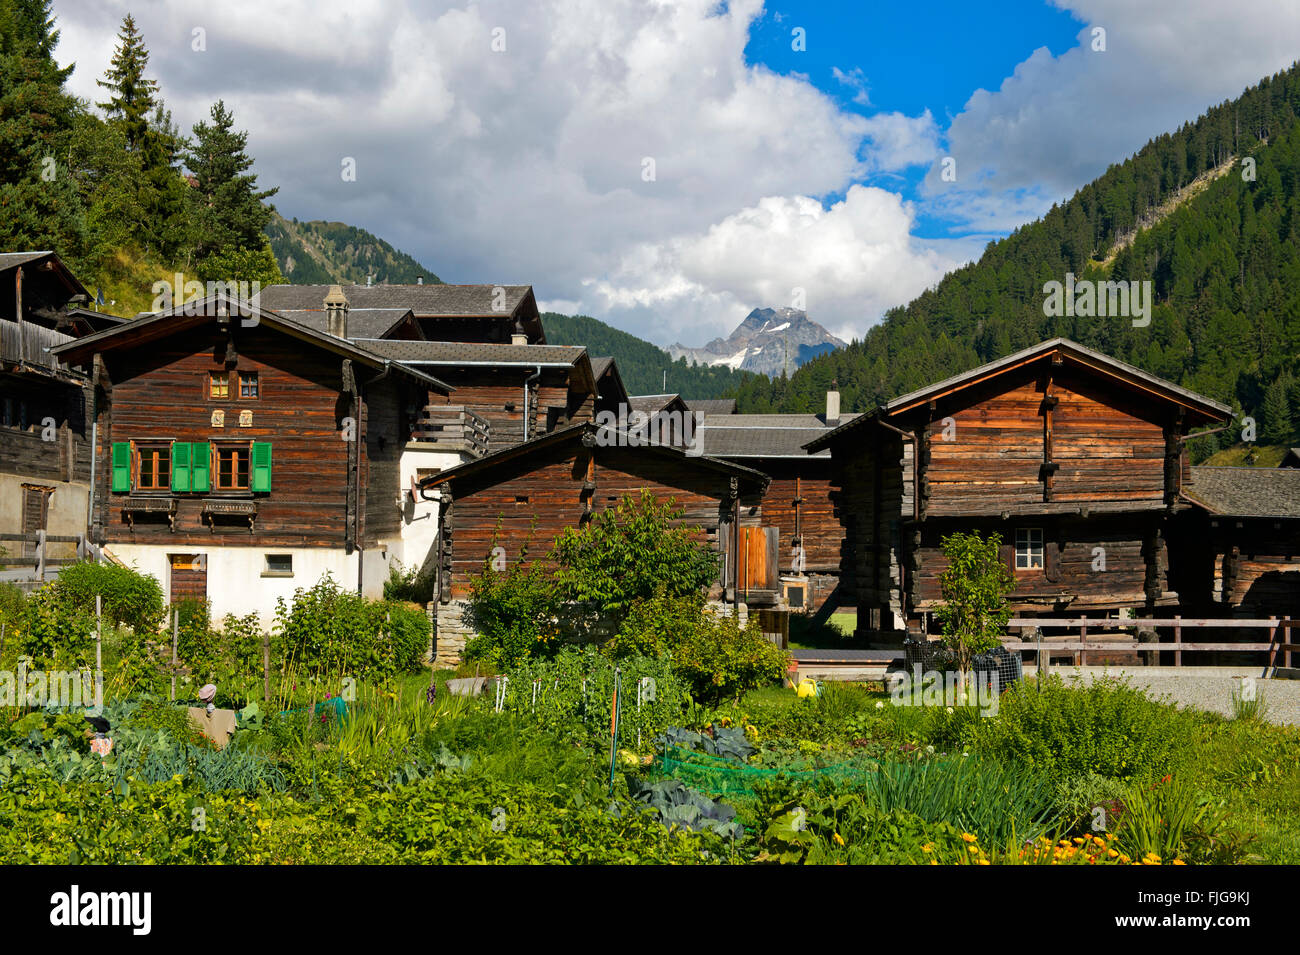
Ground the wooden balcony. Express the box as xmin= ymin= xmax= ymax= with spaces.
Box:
xmin=0 ymin=319 xmax=73 ymax=372
xmin=409 ymin=405 xmax=490 ymax=458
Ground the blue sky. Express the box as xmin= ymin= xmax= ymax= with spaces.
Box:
xmin=743 ymin=1 xmax=1086 ymax=238
xmin=53 ymin=0 xmax=1300 ymax=347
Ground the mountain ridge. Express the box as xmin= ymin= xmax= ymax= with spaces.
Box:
xmin=667 ymin=306 xmax=846 ymax=375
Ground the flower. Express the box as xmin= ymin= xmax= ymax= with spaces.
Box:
xmin=961 ymin=832 xmax=978 ymax=843
xmin=875 ymin=701 xmax=884 ymax=709
xmin=832 ymin=832 xmax=845 ymax=846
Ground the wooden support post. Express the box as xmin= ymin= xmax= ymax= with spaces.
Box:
xmin=170 ymin=608 xmax=178 ymax=701
xmin=1079 ymin=623 xmax=1087 ymax=667
xmin=1174 ymin=615 xmax=1182 ymax=667
xmin=95 ymin=595 xmax=102 ymax=676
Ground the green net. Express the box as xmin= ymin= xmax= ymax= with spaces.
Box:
xmin=655 ymin=744 xmax=879 ymax=797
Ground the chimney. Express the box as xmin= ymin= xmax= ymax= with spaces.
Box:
xmin=510 ymin=317 xmax=528 ymax=346
xmin=825 ymin=384 xmax=840 ymax=426
xmin=417 ymin=276 xmax=423 ymax=285
xmin=324 ymin=284 xmax=349 ymax=339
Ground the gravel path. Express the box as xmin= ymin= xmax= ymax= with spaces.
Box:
xmin=1029 ymin=665 xmax=1300 ymax=726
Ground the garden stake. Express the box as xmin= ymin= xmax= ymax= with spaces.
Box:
xmin=170 ymin=607 xmax=178 ymax=702
xmin=607 ymin=667 xmax=622 ymax=796
xmin=95 ymin=595 xmax=102 ymax=676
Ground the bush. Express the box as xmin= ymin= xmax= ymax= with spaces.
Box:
xmin=274 ymin=574 xmax=427 ymax=684
xmin=19 ymin=586 xmax=96 ymax=668
xmin=45 ymin=561 xmax=165 ymax=633
xmin=464 ymin=555 xmax=561 ymax=670
xmin=970 ymin=674 xmax=1196 ymax=786
xmin=551 ymin=490 xmax=719 ymax=615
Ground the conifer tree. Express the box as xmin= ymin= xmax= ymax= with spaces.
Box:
xmin=96 ymin=14 xmax=157 ymax=152
xmin=185 ymin=100 xmax=278 ymax=264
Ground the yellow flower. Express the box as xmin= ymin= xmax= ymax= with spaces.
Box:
xmin=832 ymin=832 xmax=845 ymax=846
xmin=1171 ymin=859 xmax=1186 ymax=865
xmin=961 ymin=832 xmax=978 ymax=843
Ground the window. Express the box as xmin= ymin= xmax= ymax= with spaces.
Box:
xmin=263 ymin=554 xmax=293 ymax=577
xmin=209 ymin=371 xmax=231 ymax=399
xmin=136 ymin=444 xmax=172 ymax=491
xmin=216 ymin=444 xmax=251 ymax=490
xmin=1015 ymin=527 xmax=1045 ymax=570
xmin=239 ymin=372 xmax=259 ymax=399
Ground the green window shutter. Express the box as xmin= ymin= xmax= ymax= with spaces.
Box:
xmin=110 ymin=442 xmax=131 ymax=492
xmin=251 ymin=442 xmax=272 ymax=492
xmin=191 ymin=442 xmax=211 ymax=493
xmin=171 ymin=441 xmax=192 ymax=492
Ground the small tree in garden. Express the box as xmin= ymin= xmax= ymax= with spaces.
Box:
xmin=935 ymin=531 xmax=1015 ymax=692
xmin=550 ymin=490 xmax=718 ymax=616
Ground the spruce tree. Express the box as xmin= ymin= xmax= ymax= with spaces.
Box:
xmin=95 ymin=14 xmax=156 ymax=152
xmin=185 ymin=100 xmax=278 ymax=264
xmin=0 ymin=0 xmax=86 ymax=262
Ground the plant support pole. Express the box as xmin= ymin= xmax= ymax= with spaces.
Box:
xmin=170 ymin=607 xmax=178 ymax=702
xmin=607 ymin=668 xmax=622 ymax=796
xmin=95 ymin=595 xmax=103 ymax=676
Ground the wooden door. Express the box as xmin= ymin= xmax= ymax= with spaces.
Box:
xmin=21 ymin=486 xmax=51 ymax=558
xmin=169 ymin=554 xmax=207 ymax=604
xmin=738 ymin=527 xmax=780 ymax=592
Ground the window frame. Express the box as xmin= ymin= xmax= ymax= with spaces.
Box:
xmin=1014 ymin=527 xmax=1046 ymax=571
xmin=238 ymin=371 xmax=260 ymax=400
xmin=208 ymin=370 xmax=232 ymax=400
xmin=213 ymin=441 xmax=253 ymax=492
xmin=135 ymin=442 xmax=173 ymax=492
xmin=262 ymin=553 xmax=294 ymax=578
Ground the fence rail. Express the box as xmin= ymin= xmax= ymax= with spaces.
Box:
xmin=0 ymin=531 xmax=97 ymax=580
xmin=1005 ymin=615 xmax=1296 ymax=671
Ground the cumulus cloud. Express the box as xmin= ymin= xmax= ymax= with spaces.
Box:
xmin=925 ymin=0 xmax=1300 ymax=226
xmin=586 ymin=186 xmax=969 ymax=344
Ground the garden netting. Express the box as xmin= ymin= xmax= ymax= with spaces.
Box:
xmin=654 ymin=743 xmax=880 ymax=797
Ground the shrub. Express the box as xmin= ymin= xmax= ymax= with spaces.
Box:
xmin=274 ymin=574 xmax=427 ymax=684
xmin=667 ymin=606 xmax=788 ymax=704
xmin=551 ymin=490 xmax=719 ymax=615
xmin=464 ymin=554 xmax=561 ymax=670
xmin=970 ymin=674 xmax=1195 ymax=786
xmin=46 ymin=561 xmax=165 ymax=633
xmin=19 ymin=586 xmax=95 ymax=668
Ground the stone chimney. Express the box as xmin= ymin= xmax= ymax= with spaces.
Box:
xmin=510 ymin=316 xmax=528 ymax=346
xmin=826 ymin=383 xmax=840 ymax=426
xmin=324 ymin=284 xmax=349 ymax=339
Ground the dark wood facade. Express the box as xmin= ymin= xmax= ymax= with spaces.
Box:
xmin=423 ymin=426 xmax=768 ymax=602
xmin=53 ymin=297 xmax=450 ymax=553
xmin=809 ymin=339 xmax=1233 ymax=640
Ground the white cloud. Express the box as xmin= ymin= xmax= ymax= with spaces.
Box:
xmin=925 ymin=0 xmax=1300 ymax=224
xmin=587 ymin=187 xmax=971 ymax=344
xmin=832 ymin=66 xmax=871 ymax=105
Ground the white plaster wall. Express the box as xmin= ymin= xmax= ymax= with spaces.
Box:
xmin=0 ymin=473 xmax=88 ymax=560
xmin=393 ymin=445 xmax=465 ymax=574
xmin=104 ymin=543 xmax=385 ymax=628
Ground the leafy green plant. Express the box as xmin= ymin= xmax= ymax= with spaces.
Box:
xmin=970 ymin=674 xmax=1195 ymax=786
xmin=628 ymin=777 xmax=744 ymax=838
xmin=1114 ymin=774 xmax=1224 ymax=863
xmin=43 ymin=561 xmax=165 ymax=633
xmin=551 ymin=490 xmax=719 ymax=616
xmin=464 ymin=546 xmax=561 ymax=670
xmin=934 ymin=531 xmax=1015 ymax=680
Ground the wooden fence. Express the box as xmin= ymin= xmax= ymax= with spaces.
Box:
xmin=1005 ymin=616 xmax=1299 ymax=671
xmin=0 ymin=531 xmax=97 ymax=580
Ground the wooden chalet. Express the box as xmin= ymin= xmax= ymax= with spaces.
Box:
xmin=1179 ymin=467 xmax=1300 ymax=618
xmin=0 ymin=252 xmax=116 ymax=569
xmin=52 ymin=291 xmax=458 ymax=623
xmin=418 ymin=422 xmax=769 ymax=663
xmin=806 ymin=338 xmax=1233 ymax=642
xmin=694 ymin=392 xmax=860 ymax=613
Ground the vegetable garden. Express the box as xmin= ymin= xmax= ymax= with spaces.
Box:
xmin=2 ymin=496 xmax=1298 ymax=865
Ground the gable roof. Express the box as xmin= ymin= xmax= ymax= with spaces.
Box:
xmin=697 ymin=412 xmax=863 ymax=459
xmin=1281 ymin=448 xmax=1300 ymax=468
xmin=590 ymin=356 xmax=630 ymax=407
xmin=628 ymin=394 xmax=690 ymax=417
xmin=687 ymin=398 xmax=736 ymax=417
xmin=257 ymin=284 xmax=536 ymax=319
xmin=274 ymin=307 xmax=414 ymax=341
xmin=1183 ymin=467 xmax=1300 ymax=519
xmin=806 ymin=337 xmax=1232 ymax=452
xmin=50 ymin=292 xmax=452 ymax=394
xmin=417 ymin=421 xmax=769 ymax=493
xmin=0 ymin=251 xmax=90 ymax=311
